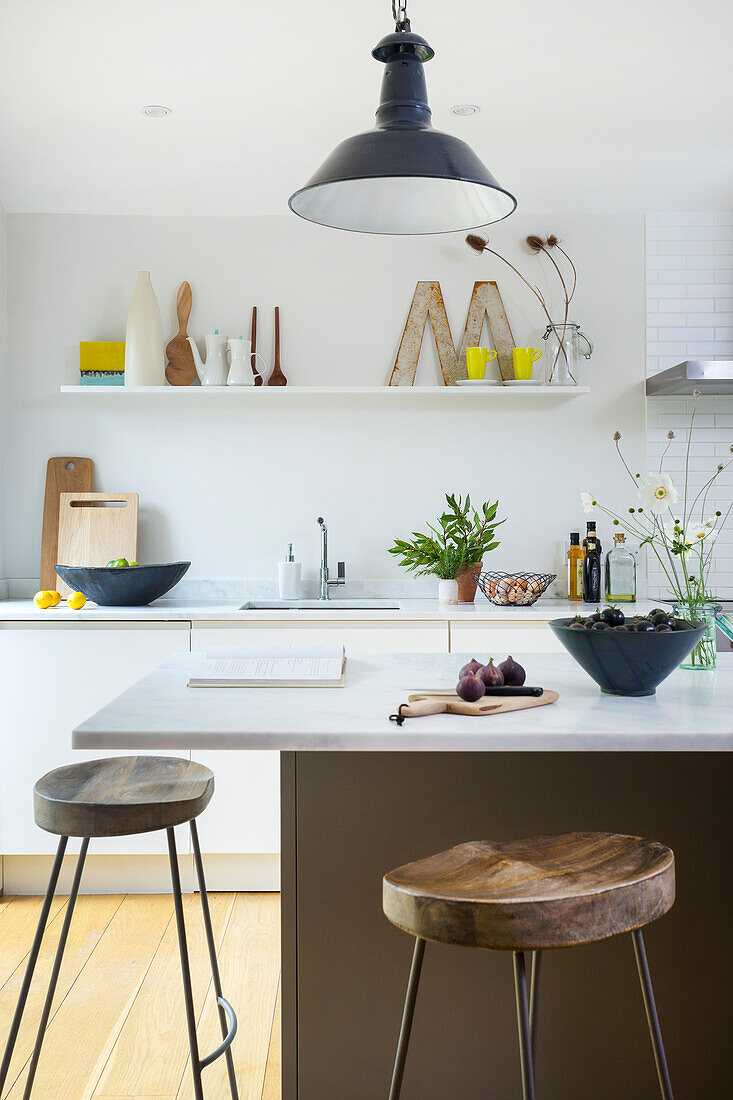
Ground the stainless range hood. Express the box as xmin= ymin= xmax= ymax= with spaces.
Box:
xmin=646 ymin=360 xmax=733 ymax=395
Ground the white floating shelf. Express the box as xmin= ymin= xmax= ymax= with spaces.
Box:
xmin=60 ymin=385 xmax=589 ymax=397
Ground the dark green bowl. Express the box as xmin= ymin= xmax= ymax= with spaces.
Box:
xmin=549 ymin=617 xmax=707 ymax=696
xmin=55 ymin=562 xmax=190 ymax=606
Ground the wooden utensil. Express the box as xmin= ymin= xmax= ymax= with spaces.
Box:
xmin=250 ymin=306 xmax=263 ymax=386
xmin=165 ymin=282 xmax=196 ymax=386
xmin=392 ymin=690 xmax=559 ymax=720
xmin=40 ymin=457 xmax=94 ymax=590
xmin=268 ymin=306 xmax=287 ymax=386
xmin=56 ymin=492 xmax=138 ymax=598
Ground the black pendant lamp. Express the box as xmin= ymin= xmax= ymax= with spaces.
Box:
xmin=288 ymin=0 xmax=516 ymax=235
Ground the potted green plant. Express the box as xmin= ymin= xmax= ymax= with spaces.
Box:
xmin=389 ymin=494 xmax=504 ymax=604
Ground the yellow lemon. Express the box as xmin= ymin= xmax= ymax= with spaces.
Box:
xmin=49 ymin=590 xmax=62 ymax=607
xmin=67 ymin=591 xmax=87 ymax=611
xmin=33 ymin=590 xmax=54 ymax=609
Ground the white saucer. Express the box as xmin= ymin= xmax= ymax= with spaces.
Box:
xmin=503 ymin=379 xmax=546 ymax=386
xmin=455 ymin=379 xmax=499 ymax=387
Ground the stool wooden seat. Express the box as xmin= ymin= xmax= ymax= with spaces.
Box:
xmin=383 ymin=831 xmax=675 ymax=951
xmin=2 ymin=756 xmax=238 ymax=1100
xmin=33 ymin=755 xmax=214 ymax=837
xmin=384 ymin=831 xmax=675 ymax=1100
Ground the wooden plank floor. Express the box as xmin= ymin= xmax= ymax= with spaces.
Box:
xmin=0 ymin=893 xmax=280 ymax=1099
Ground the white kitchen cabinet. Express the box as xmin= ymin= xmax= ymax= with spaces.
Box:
xmin=450 ymin=620 xmax=564 ymax=655
xmin=190 ymin=620 xmax=448 ymax=855
xmin=0 ymin=621 xmax=190 ymax=855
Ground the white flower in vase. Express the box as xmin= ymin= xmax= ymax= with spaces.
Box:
xmin=638 ymin=473 xmax=679 ymax=514
xmin=581 ymin=492 xmax=596 ymax=514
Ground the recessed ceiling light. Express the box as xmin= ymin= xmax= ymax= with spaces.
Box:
xmin=141 ymin=105 xmax=172 ymax=118
xmin=450 ymin=104 xmax=480 ymax=116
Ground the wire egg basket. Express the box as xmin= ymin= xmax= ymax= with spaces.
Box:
xmin=474 ymin=571 xmax=556 ymax=607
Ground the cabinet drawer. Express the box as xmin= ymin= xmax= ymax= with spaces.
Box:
xmin=450 ymin=621 xmax=564 ymax=655
xmin=192 ymin=620 xmax=449 ymax=654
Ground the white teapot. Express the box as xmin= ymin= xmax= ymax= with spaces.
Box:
xmin=226 ymin=336 xmax=268 ymax=386
xmin=187 ymin=331 xmax=228 ymax=386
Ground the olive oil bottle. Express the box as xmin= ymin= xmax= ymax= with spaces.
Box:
xmin=567 ymin=532 xmax=583 ymax=601
xmin=583 ymin=528 xmax=602 ymax=603
xmin=605 ymin=532 xmax=636 ymax=602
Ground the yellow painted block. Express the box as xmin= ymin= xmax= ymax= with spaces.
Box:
xmin=79 ymin=341 xmax=125 ymax=373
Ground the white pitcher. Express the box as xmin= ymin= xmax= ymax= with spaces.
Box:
xmin=187 ymin=330 xmax=229 ymax=386
xmin=226 ymin=336 xmax=268 ymax=386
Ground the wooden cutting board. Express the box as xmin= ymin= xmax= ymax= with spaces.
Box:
xmin=56 ymin=492 xmax=138 ymax=597
xmin=40 ymin=457 xmax=94 ymax=590
xmin=397 ymin=690 xmax=559 ymax=719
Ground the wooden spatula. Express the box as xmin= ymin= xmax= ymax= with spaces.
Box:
xmin=165 ymin=282 xmax=196 ymax=386
xmin=250 ymin=306 xmax=263 ymax=386
xmin=268 ymin=306 xmax=288 ymax=386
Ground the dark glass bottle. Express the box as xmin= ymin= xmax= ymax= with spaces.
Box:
xmin=583 ymin=531 xmax=602 ymax=603
xmin=583 ymin=520 xmax=602 ymax=557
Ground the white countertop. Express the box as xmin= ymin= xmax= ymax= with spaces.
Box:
xmin=0 ymin=597 xmax=658 ymax=623
xmin=73 ymin=651 xmax=732 ymax=752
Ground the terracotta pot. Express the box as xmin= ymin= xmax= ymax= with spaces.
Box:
xmin=456 ymin=561 xmax=483 ymax=603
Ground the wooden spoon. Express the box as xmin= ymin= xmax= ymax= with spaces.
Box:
xmin=268 ymin=306 xmax=288 ymax=386
xmin=250 ymin=306 xmax=263 ymax=386
xmin=165 ymin=281 xmax=196 ymax=386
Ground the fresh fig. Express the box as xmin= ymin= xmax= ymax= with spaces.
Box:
xmin=459 ymin=657 xmax=483 ymax=679
xmin=456 ymin=673 xmax=486 ymax=703
xmin=498 ymin=655 xmax=526 ymax=686
xmin=478 ymin=658 xmax=504 ymax=689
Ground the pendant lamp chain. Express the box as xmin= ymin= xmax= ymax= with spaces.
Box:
xmin=392 ymin=0 xmax=410 ymax=31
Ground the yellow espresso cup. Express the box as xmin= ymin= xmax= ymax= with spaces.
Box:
xmin=466 ymin=346 xmax=499 ymax=380
xmin=512 ymin=347 xmax=542 ymax=380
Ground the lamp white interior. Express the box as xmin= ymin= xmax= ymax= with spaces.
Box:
xmin=289 ymin=176 xmax=516 ymax=234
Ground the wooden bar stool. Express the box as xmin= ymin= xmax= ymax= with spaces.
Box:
xmin=383 ymin=831 xmax=675 ymax=1100
xmin=0 ymin=756 xmax=239 ymax=1100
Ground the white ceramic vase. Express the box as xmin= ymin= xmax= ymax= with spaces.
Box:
xmin=124 ymin=271 xmax=165 ymax=386
xmin=438 ymin=579 xmax=459 ymax=605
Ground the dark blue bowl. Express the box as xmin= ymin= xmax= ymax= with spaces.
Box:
xmin=549 ymin=616 xmax=707 ymax=696
xmin=55 ymin=562 xmax=190 ymax=606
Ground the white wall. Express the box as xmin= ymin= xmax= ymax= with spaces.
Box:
xmin=646 ymin=213 xmax=733 ymax=601
xmin=4 ymin=212 xmax=645 ymax=590
xmin=0 ymin=198 xmax=7 ymax=581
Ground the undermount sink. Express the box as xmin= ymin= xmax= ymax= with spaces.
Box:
xmin=239 ymin=599 xmax=401 ymax=611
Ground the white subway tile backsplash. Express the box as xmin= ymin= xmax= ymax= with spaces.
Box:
xmin=658 ymin=269 xmax=714 ymax=284
xmin=646 ymin=214 xmax=733 ymax=597
xmin=658 ymin=240 xmax=716 ymax=255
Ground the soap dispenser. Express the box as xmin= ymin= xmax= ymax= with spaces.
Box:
xmin=278 ymin=543 xmax=301 ymax=601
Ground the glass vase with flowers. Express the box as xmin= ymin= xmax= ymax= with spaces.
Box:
xmin=581 ymin=393 xmax=731 ymax=670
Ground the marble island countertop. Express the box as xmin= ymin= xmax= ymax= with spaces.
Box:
xmin=73 ymin=651 xmax=732 ymax=752
xmin=0 ymin=596 xmax=660 ymax=623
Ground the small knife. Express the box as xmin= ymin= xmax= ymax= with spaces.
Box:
xmin=482 ymin=685 xmax=543 ymax=697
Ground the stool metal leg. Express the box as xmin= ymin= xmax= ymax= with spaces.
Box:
xmin=167 ymin=827 xmax=205 ymax=1100
xmin=388 ymin=937 xmax=426 ymax=1100
xmin=529 ymin=950 xmax=542 ymax=1073
xmin=513 ymin=951 xmax=536 ymax=1100
xmin=22 ymin=838 xmax=89 ymax=1099
xmin=632 ymin=929 xmax=674 ymax=1099
xmin=190 ymin=819 xmax=239 ymax=1100
xmin=0 ymin=835 xmax=68 ymax=1094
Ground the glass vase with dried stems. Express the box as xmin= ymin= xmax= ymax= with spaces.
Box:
xmin=466 ymin=232 xmax=592 ymax=383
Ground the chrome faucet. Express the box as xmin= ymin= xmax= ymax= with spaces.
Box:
xmin=317 ymin=517 xmax=345 ymax=600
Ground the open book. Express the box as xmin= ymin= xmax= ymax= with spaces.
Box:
xmin=188 ymin=644 xmax=346 ymax=688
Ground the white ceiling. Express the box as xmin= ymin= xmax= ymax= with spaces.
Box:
xmin=0 ymin=0 xmax=730 ymax=216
